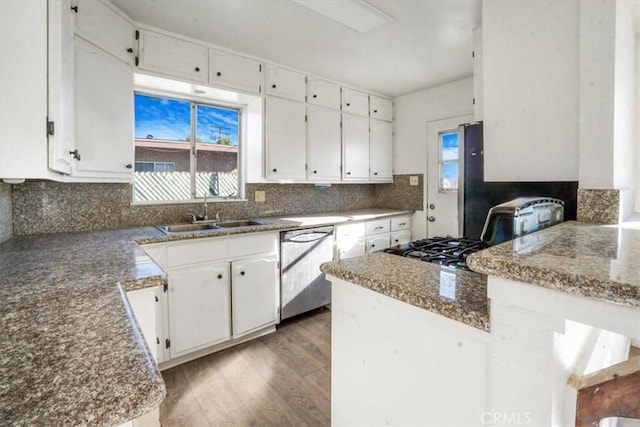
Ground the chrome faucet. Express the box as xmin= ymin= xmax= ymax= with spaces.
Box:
xmin=201 ymin=192 xmax=208 ymax=220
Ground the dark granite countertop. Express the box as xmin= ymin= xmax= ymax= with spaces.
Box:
xmin=0 ymin=208 xmax=412 ymax=425
xmin=467 ymin=221 xmax=640 ymax=308
xmin=321 ymin=252 xmax=490 ymax=331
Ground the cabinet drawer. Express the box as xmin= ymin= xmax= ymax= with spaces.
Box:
xmin=167 ymin=238 xmax=227 ymax=269
xmin=228 ymin=233 xmax=278 ymax=258
xmin=366 ymin=234 xmax=390 ymax=253
xmin=366 ymin=219 xmax=390 ymax=235
xmin=336 ymin=222 xmax=366 ymax=239
xmin=391 ymin=230 xmax=411 ymax=247
xmin=391 ymin=216 xmax=411 ymax=231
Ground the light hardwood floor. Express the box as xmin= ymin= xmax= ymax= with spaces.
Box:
xmin=160 ymin=308 xmax=331 ymax=426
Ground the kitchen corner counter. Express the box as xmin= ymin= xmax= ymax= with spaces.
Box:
xmin=320 ymin=252 xmax=490 ymax=331
xmin=0 ymin=228 xmax=167 ymax=425
xmin=467 ymin=221 xmax=640 ymax=308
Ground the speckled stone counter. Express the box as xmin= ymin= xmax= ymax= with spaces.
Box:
xmin=0 ymin=208 xmax=412 ymax=425
xmin=467 ymin=221 xmax=640 ymax=308
xmin=321 ymin=252 xmax=489 ymax=331
xmin=0 ymin=228 xmax=167 ymax=425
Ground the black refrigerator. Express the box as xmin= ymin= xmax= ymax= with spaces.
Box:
xmin=457 ymin=123 xmax=578 ymax=240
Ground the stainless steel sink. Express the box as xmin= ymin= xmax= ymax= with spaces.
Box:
xmin=156 ymin=222 xmax=221 ymax=234
xmin=216 ymin=219 xmax=269 ymax=228
xmin=156 ymin=219 xmax=269 ymax=234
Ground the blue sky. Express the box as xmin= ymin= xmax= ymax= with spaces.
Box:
xmin=134 ymin=93 xmax=239 ymax=145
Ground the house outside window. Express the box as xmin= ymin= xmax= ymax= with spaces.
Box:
xmin=439 ymin=130 xmax=459 ymax=192
xmin=133 ymin=93 xmax=241 ymax=203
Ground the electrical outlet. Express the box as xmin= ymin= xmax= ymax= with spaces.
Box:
xmin=254 ymin=191 xmax=266 ymax=202
xmin=409 ymin=176 xmax=419 ymax=186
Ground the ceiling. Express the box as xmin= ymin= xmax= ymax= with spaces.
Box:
xmin=110 ymin=0 xmax=481 ymax=98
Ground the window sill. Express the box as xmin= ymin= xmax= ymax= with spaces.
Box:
xmin=131 ymin=198 xmax=248 ymax=206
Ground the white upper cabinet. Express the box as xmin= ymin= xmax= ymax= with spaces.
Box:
xmin=208 ymin=48 xmax=262 ymax=94
xmin=265 ymin=97 xmax=307 ymax=180
xmin=369 ymin=119 xmax=393 ymax=181
xmin=307 ymin=78 xmax=341 ymax=110
xmin=137 ymin=29 xmax=207 ymax=82
xmin=369 ymin=95 xmax=393 ymax=121
xmin=73 ymin=0 xmax=135 ymax=66
xmin=342 ymin=114 xmax=370 ymax=181
xmin=265 ymin=65 xmax=306 ymax=102
xmin=307 ymin=106 xmax=341 ymax=181
xmin=73 ymin=37 xmax=133 ymax=179
xmin=341 ymin=88 xmax=369 ymax=117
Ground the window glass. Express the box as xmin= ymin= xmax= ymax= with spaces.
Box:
xmin=440 ymin=131 xmax=459 ymax=192
xmin=133 ymin=92 xmax=241 ymax=202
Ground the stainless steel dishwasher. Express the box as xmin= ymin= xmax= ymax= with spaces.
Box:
xmin=280 ymin=226 xmax=334 ymax=320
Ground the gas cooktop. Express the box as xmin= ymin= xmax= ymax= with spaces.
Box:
xmin=383 ymin=237 xmax=490 ymax=269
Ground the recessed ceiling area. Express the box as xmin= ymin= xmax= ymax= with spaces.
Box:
xmin=109 ymin=0 xmax=481 ymax=97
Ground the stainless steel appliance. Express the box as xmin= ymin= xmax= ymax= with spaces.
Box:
xmin=457 ymin=123 xmax=578 ymax=239
xmin=280 ymin=226 xmax=334 ymax=320
xmin=384 ymin=197 xmax=564 ymax=269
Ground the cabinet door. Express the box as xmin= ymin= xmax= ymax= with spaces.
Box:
xmin=307 ymin=106 xmax=341 ymax=181
xmin=265 ymin=65 xmax=306 ymax=101
xmin=369 ymin=119 xmax=393 ymax=181
xmin=73 ymin=37 xmax=133 ymax=179
xmin=337 ymin=236 xmax=366 ymax=260
xmin=342 ymin=114 xmax=369 ymax=181
xmin=138 ymin=29 xmax=207 ymax=82
xmin=307 ymin=77 xmax=341 ymax=109
xmin=391 ymin=230 xmax=411 ymax=247
xmin=74 ymin=0 xmax=135 ymax=66
xmin=341 ymin=88 xmax=369 ymax=117
xmin=208 ymin=48 xmax=262 ymax=94
xmin=366 ymin=234 xmax=391 ymax=254
xmin=231 ymin=255 xmax=279 ymax=338
xmin=265 ymin=97 xmax=306 ymax=180
xmin=48 ymin=0 xmax=75 ymax=175
xmin=126 ymin=286 xmax=163 ymax=362
xmin=168 ymin=262 xmax=230 ymax=358
xmin=369 ymin=95 xmax=393 ymax=121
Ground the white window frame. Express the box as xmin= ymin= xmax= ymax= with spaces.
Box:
xmin=438 ymin=129 xmax=459 ymax=193
xmin=132 ymin=90 xmax=245 ymax=205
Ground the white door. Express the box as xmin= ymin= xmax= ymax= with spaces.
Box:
xmin=265 ymin=97 xmax=306 ymax=180
xmin=208 ymin=48 xmax=262 ymax=94
xmin=369 ymin=119 xmax=393 ymax=181
xmin=231 ymin=255 xmax=278 ymax=338
xmin=426 ymin=115 xmax=473 ymax=237
xmin=342 ymin=114 xmax=369 ymax=181
xmin=307 ymin=106 xmax=341 ymax=181
xmin=73 ymin=37 xmax=133 ymax=178
xmin=168 ymin=262 xmax=231 ymax=358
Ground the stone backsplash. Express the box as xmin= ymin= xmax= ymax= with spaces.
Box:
xmin=576 ymin=188 xmax=620 ymax=224
xmin=11 ymin=174 xmax=423 ymax=236
xmin=0 ymin=183 xmax=12 ymax=243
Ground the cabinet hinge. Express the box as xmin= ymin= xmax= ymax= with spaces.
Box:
xmin=472 ymin=50 xmax=475 ymax=58
xmin=135 ymin=30 xmax=139 ymax=40
xmin=305 ymin=114 xmax=307 ymax=122
xmin=47 ymin=120 xmax=55 ymax=136
xmin=305 ymin=163 xmax=308 ymax=171
xmin=163 ymin=282 xmax=168 ymax=292
xmin=155 ymin=295 xmax=159 ymax=302
xmin=165 ymin=338 xmax=170 ymax=349
xmin=259 ymin=64 xmax=262 ymax=72
xmin=70 ymin=5 xmax=78 ymax=13
xmin=472 ymin=97 xmax=476 ymax=105
xmin=156 ymin=337 xmax=160 ymax=345
xmin=259 ymin=84 xmax=261 ymax=93
xmin=277 ymin=260 xmax=280 ymax=270
xmin=135 ymin=56 xmax=139 ymax=67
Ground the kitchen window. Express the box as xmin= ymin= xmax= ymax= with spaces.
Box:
xmin=133 ymin=93 xmax=241 ymax=203
xmin=439 ymin=130 xmax=459 ymax=192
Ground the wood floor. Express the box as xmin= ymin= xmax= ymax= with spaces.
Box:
xmin=160 ymin=308 xmax=331 ymax=426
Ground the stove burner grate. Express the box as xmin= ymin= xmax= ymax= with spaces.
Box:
xmin=383 ymin=236 xmax=489 ymax=268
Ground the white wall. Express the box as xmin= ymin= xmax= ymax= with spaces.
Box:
xmin=579 ymin=0 xmax=616 ymax=189
xmin=393 ymin=78 xmax=473 ymax=238
xmin=482 ymin=0 xmax=580 ymax=182
xmin=637 ymin=34 xmax=640 ymax=212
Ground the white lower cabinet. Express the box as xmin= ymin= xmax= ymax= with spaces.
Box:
xmin=141 ymin=232 xmax=279 ymax=366
xmin=231 ymin=255 xmax=279 ymax=338
xmin=168 ymin=262 xmax=231 ymax=358
xmin=336 ymin=216 xmax=411 ymax=259
xmin=126 ymin=285 xmax=167 ymax=363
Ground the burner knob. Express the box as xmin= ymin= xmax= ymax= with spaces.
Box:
xmin=428 ymin=216 xmax=436 ymax=222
